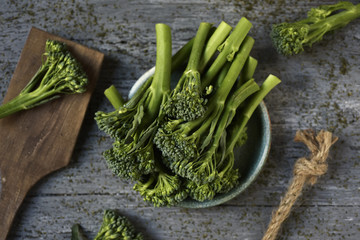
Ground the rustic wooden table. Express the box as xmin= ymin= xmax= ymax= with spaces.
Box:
xmin=1 ymin=0 xmax=359 ymax=239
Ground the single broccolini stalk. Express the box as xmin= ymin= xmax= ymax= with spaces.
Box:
xmin=94 ymin=210 xmax=144 ymax=240
xmin=71 ymin=210 xmax=144 ymax=240
xmin=95 ymin=23 xmax=173 ymax=181
xmin=0 ymin=40 xmax=88 ymax=119
xmin=163 ymin=22 xmax=213 ymax=121
xmin=161 ymin=21 xmax=233 ymax=122
xmin=271 ymin=1 xmax=360 ymax=55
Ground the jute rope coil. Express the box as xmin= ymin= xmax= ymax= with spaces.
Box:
xmin=262 ymin=129 xmax=338 ymax=240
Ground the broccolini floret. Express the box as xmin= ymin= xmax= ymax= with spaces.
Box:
xmin=0 ymin=40 xmax=88 ymax=119
xmin=133 ymin=167 xmax=188 ymax=207
xmin=185 ymin=179 xmax=217 ymax=202
xmin=102 ymin=135 xmax=156 ymax=180
xmin=271 ymin=1 xmax=360 ymax=56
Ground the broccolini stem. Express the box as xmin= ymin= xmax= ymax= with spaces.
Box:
xmin=171 ymin=38 xmax=194 ymax=70
xmin=201 ymin=79 xmax=260 ymax=151
xmin=0 ymin=87 xmax=60 ymax=118
xmin=305 ymin=3 xmax=360 ymax=46
xmin=20 ymin=65 xmax=49 ymax=94
xmin=134 ymin=174 xmax=156 ymax=192
xmin=190 ymin=108 xmax=218 ymax=137
xmin=212 ymin=36 xmax=255 ymax=102
xmin=147 ymin=23 xmax=172 ymax=120
xmin=125 ymin=76 xmax=153 ymax=109
xmin=0 ymin=95 xmax=32 ymax=118
xmin=21 ymin=52 xmax=64 ymax=95
xmin=104 ymin=85 xmax=125 ymax=109
xmin=186 ymin=22 xmax=213 ymax=73
xmin=199 ymin=21 xmax=232 ymax=72
xmin=201 ymin=17 xmax=252 ymax=90
xmin=237 ymin=56 xmax=258 ymax=88
xmin=308 ymin=1 xmax=356 ymax=19
xmin=172 ymin=22 xmax=213 ymax=93
xmin=225 ymin=79 xmax=260 ymax=126
xmin=38 ymin=62 xmax=58 ymax=88
xmin=126 ymin=37 xmax=194 ymax=110
xmin=226 ymin=74 xmax=281 ymax=155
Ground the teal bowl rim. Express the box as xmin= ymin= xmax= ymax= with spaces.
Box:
xmin=129 ymin=67 xmax=271 ymax=208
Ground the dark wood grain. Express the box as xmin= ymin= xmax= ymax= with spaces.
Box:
xmin=0 ymin=27 xmax=104 ymax=240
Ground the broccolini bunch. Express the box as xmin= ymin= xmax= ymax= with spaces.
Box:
xmin=0 ymin=39 xmax=88 ymax=119
xmin=95 ymin=19 xmax=281 ymax=206
xmin=271 ymin=1 xmax=360 ymax=56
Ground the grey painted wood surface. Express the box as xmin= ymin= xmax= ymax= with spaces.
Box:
xmin=0 ymin=0 xmax=359 ymax=239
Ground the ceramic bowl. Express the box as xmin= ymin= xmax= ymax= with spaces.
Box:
xmin=129 ymin=67 xmax=271 ymax=208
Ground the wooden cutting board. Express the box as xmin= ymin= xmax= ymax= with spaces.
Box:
xmin=0 ymin=27 xmax=104 ymax=240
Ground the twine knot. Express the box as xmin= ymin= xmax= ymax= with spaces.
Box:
xmin=262 ymin=129 xmax=338 ymax=240
xmin=293 ymin=157 xmax=328 ymax=185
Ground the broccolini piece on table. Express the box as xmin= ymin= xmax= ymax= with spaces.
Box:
xmin=71 ymin=210 xmax=143 ymax=240
xmin=95 ymin=23 xmax=173 ymax=181
xmin=154 ymin=36 xmax=255 ymax=181
xmin=0 ymin=40 xmax=88 ymax=119
xmin=71 ymin=224 xmax=89 ymax=240
xmin=94 ymin=209 xmax=144 ymax=240
xmin=271 ymin=1 xmax=360 ymax=56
